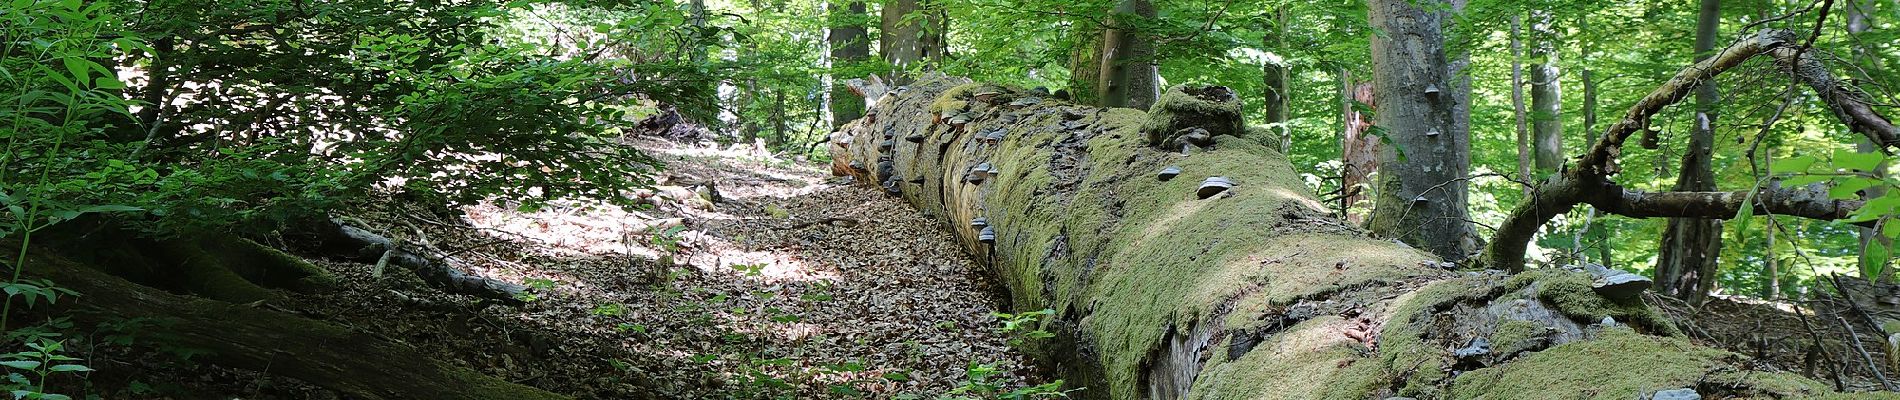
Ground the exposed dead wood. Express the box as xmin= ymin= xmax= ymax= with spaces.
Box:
xmin=315 ymin=218 xmax=530 ymax=304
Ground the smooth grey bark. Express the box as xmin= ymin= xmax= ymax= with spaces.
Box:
xmin=1511 ymin=14 xmax=1531 ymax=190
xmin=1847 ymin=0 xmax=1892 ymax=281
xmin=881 ymin=0 xmax=926 ymax=84
xmin=1529 ymin=10 xmax=1564 ymax=172
xmin=1653 ymin=0 xmax=1722 ymax=304
xmin=1366 ymin=0 xmax=1481 ymax=262
xmin=1263 ymin=6 xmax=1291 ymax=152
xmin=1580 ymin=17 xmax=1613 ymax=268
xmin=828 ymin=0 xmax=871 ymax=129
xmin=1097 ymin=0 xmax=1159 ymax=110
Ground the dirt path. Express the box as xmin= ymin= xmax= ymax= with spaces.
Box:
xmin=271 ymin=139 xmax=1051 ymax=399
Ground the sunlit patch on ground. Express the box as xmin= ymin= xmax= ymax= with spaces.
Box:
xmin=286 ymin=137 xmax=1049 ymax=398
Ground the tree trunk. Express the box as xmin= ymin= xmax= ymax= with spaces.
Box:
xmin=828 ymin=0 xmax=871 ymax=129
xmin=1511 ymin=14 xmax=1531 ymax=190
xmin=1580 ymin=16 xmax=1613 ymax=268
xmin=10 ymin=247 xmax=575 ymax=400
xmin=1365 ymin=0 xmax=1481 ymax=262
xmin=1847 ymin=0 xmax=1892 ymax=281
xmin=829 ymin=75 xmax=1839 ymax=400
xmin=880 ymin=0 xmax=922 ymax=84
xmin=1653 ymin=0 xmax=1722 ymax=304
xmin=1097 ymin=0 xmax=1159 ymax=110
xmin=1341 ymin=74 xmax=1378 ymax=226
xmin=1067 ymin=28 xmax=1105 ymax=106
xmin=1262 ymin=6 xmax=1291 ymax=153
xmin=1529 ymin=10 xmax=1564 ymax=172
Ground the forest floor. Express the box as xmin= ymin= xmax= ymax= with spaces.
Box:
xmin=124 ymin=137 xmax=1050 ymax=399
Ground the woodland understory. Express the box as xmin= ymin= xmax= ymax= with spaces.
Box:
xmin=8 ymin=0 xmax=1900 ymax=399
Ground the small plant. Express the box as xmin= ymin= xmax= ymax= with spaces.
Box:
xmin=515 ymin=278 xmax=559 ymax=302
xmin=591 ymin=303 xmax=626 ymax=316
xmin=2 ymin=339 xmax=92 ymax=400
xmin=941 ymin=363 xmax=1075 ymax=400
xmin=732 ymin=263 xmax=766 ymax=276
xmin=991 ymin=309 xmax=1056 ymax=347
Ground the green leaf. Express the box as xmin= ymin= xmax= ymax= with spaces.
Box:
xmin=62 ymin=57 xmax=92 ymax=84
xmin=1832 ymin=178 xmax=1881 ymax=200
xmin=1835 ymin=150 xmax=1885 ymax=172
xmin=1779 ymin=175 xmax=1832 ymax=187
xmin=76 ymin=205 xmax=141 ymax=213
xmin=1772 ymin=155 xmax=1818 ymax=174
xmin=1732 ymin=185 xmax=1761 ymax=245
xmin=46 ymin=364 xmax=91 ymax=373
xmin=0 ymin=361 xmax=40 ymax=370
xmin=1864 ymin=241 xmax=1893 ymax=279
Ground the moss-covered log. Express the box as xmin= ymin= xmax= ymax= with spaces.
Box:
xmin=8 ymin=246 xmax=570 ymax=400
xmin=831 ymin=75 xmax=1868 ymax=399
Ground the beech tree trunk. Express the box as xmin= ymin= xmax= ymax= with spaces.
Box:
xmin=828 ymin=74 xmax=1841 ymax=400
xmin=1365 ymin=0 xmax=1481 ymax=262
xmin=11 ymin=247 xmax=572 ymax=400
xmin=1097 ymin=0 xmax=1159 ymax=110
xmin=1652 ymin=0 xmax=1722 ymax=304
xmin=1847 ymin=0 xmax=1892 ymax=281
xmin=1528 ymin=10 xmax=1563 ymax=172
xmin=1511 ymin=14 xmax=1531 ymax=190
xmin=1262 ymin=7 xmax=1290 ymax=152
xmin=881 ymin=0 xmax=925 ymax=84
xmin=828 ymin=0 xmax=871 ymax=129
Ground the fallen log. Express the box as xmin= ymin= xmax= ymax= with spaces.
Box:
xmin=9 ymin=246 xmax=571 ymax=399
xmin=833 ymin=75 xmax=1847 ymax=399
xmin=314 ymin=218 xmax=530 ymax=304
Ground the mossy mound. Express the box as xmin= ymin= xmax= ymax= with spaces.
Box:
xmin=1449 ymin=329 xmax=1830 ymax=399
xmin=1141 ymin=84 xmax=1245 ymax=148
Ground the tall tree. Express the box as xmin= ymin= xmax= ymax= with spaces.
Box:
xmin=1511 ymin=14 xmax=1531 ymax=190
xmin=1652 ymin=0 xmax=1722 ymax=304
xmin=1529 ymin=9 xmax=1564 ymax=172
xmin=1096 ymin=0 xmax=1159 ymax=110
xmin=1847 ymin=0 xmax=1891 ymax=280
xmin=1067 ymin=29 xmax=1105 ymax=105
xmin=881 ymin=0 xmax=942 ymax=84
xmin=1263 ymin=6 xmax=1291 ymax=152
xmin=828 ymin=0 xmax=871 ymax=129
xmin=1366 ymin=0 xmax=1481 ymax=262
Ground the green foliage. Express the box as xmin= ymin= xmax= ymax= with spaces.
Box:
xmin=991 ymin=308 xmax=1057 ymax=347
xmin=3 ymin=339 xmax=92 ymax=400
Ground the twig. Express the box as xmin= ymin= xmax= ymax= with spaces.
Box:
xmin=1831 ymin=274 xmax=1900 ymax=391
xmin=1794 ymin=300 xmax=1850 ymax=391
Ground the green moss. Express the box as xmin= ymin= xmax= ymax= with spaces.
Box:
xmin=1186 ymin=317 xmax=1383 ymax=400
xmin=1490 ymin=319 xmax=1544 ymax=355
xmin=1448 ymin=329 xmax=1829 ymax=399
xmin=1528 ymin=270 xmax=1681 ymax=336
xmin=1141 ymin=84 xmax=1245 ymax=146
xmin=1378 ymin=278 xmax=1495 ymax=397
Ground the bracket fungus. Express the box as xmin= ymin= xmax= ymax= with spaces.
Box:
xmin=1157 ymin=166 xmax=1182 ymax=181
xmin=970 ymin=217 xmax=988 ymax=229
xmin=1584 ymin=264 xmax=1651 ymax=301
xmin=977 ymin=225 xmax=996 ymax=244
xmin=1196 ymin=176 xmax=1235 ymax=199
